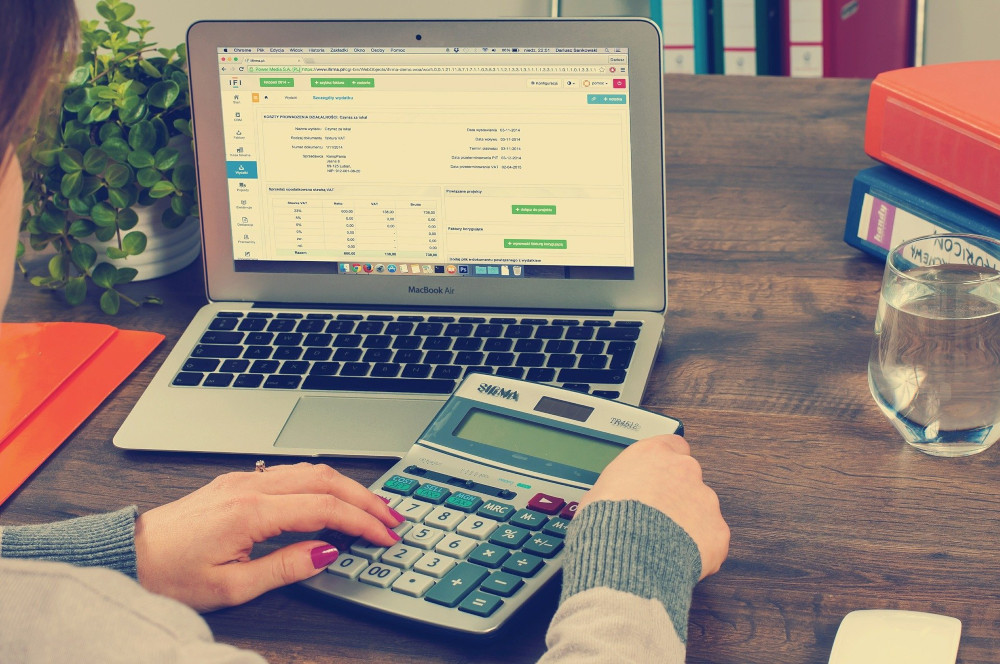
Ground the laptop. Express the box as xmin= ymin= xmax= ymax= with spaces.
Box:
xmin=114 ymin=17 xmax=669 ymax=458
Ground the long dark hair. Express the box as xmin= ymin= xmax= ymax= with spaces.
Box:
xmin=0 ymin=0 xmax=78 ymax=174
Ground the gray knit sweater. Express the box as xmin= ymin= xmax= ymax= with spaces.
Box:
xmin=0 ymin=500 xmax=699 ymax=662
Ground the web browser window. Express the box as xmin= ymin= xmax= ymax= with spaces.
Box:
xmin=218 ymin=46 xmax=633 ymax=279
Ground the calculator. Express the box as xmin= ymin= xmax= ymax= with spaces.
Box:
xmin=301 ymin=374 xmax=683 ymax=635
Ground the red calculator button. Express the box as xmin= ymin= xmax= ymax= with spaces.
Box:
xmin=559 ymin=502 xmax=579 ymax=520
xmin=527 ymin=493 xmax=566 ymax=515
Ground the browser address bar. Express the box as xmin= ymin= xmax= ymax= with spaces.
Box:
xmin=244 ymin=65 xmax=609 ymax=74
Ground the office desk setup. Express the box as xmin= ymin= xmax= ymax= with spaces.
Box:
xmin=4 ymin=75 xmax=999 ymax=663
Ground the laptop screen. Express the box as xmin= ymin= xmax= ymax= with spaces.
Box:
xmin=217 ymin=45 xmax=634 ymax=282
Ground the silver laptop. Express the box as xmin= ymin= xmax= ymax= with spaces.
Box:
xmin=114 ymin=17 xmax=668 ymax=458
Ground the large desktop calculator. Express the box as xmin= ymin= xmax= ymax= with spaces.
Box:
xmin=301 ymin=374 xmax=683 ymax=635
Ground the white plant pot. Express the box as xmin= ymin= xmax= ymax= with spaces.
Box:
xmin=85 ymin=198 xmax=201 ymax=282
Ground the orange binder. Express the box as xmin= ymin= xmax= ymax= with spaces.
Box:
xmin=865 ymin=60 xmax=1000 ymax=217
xmin=0 ymin=322 xmax=163 ymax=505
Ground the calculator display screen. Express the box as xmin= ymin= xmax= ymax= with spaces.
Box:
xmin=453 ymin=408 xmax=624 ymax=474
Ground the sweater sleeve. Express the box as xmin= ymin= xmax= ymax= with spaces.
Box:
xmin=539 ymin=500 xmax=702 ymax=664
xmin=0 ymin=506 xmax=139 ymax=578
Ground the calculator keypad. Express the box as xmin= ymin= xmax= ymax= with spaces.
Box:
xmin=325 ymin=473 xmax=575 ymax=618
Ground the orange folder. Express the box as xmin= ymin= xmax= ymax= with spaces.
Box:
xmin=0 ymin=322 xmax=163 ymax=505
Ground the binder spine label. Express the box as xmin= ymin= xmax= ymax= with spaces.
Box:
xmin=855 ymin=193 xmax=952 ymax=251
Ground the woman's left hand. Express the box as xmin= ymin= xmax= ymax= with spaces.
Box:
xmin=134 ymin=462 xmax=403 ymax=612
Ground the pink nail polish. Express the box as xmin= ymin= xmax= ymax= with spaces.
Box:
xmin=388 ymin=507 xmax=405 ymax=523
xmin=378 ymin=496 xmax=390 ymax=503
xmin=310 ymin=545 xmax=339 ymax=569
xmin=386 ymin=527 xmax=402 ymax=542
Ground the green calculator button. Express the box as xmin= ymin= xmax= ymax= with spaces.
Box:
xmin=413 ymin=483 xmax=451 ymax=504
xmin=458 ymin=591 xmax=504 ymax=617
xmin=383 ymin=475 xmax=419 ymax=496
xmin=444 ymin=492 xmax=483 ymax=513
xmin=477 ymin=500 xmax=516 ymax=521
xmin=424 ymin=563 xmax=490 ymax=607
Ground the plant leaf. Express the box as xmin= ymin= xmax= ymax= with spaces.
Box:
xmin=66 ymin=65 xmax=91 ymax=88
xmin=139 ymin=58 xmax=161 ymax=79
xmin=127 ymin=120 xmax=156 ymax=151
xmin=101 ymin=137 xmax=130 ymax=163
xmin=107 ymin=187 xmax=131 ymax=209
xmin=65 ymin=276 xmax=88 ymax=305
xmin=58 ymin=148 xmax=84 ymax=173
xmin=94 ymin=225 xmax=117 ymax=242
xmin=171 ymin=164 xmax=197 ymax=192
xmin=136 ymin=167 xmax=161 ymax=188
xmin=48 ymin=254 xmax=68 ymax=280
xmin=83 ymin=147 xmax=109 ymax=175
xmin=114 ymin=2 xmax=135 ymax=21
xmin=100 ymin=288 xmax=121 ymax=315
xmin=127 ymin=149 xmax=155 ymax=169
xmin=122 ymin=230 xmax=147 ymax=255
xmin=92 ymin=262 xmax=117 ymax=288
xmin=64 ymin=87 xmax=91 ymax=113
xmin=147 ymin=80 xmax=180 ymax=109
xmin=90 ymin=202 xmax=118 ymax=227
xmin=60 ymin=170 xmax=84 ymax=198
xmin=71 ymin=243 xmax=98 ymax=271
xmin=117 ymin=207 xmax=139 ymax=230
xmin=106 ymin=247 xmax=128 ymax=259
xmin=153 ymin=147 xmax=179 ymax=170
xmin=148 ymin=180 xmax=175 ymax=198
xmin=68 ymin=219 xmax=96 ymax=237
xmin=115 ymin=267 xmax=139 ymax=284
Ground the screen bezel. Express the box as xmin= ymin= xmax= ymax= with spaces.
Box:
xmin=186 ymin=18 xmax=666 ymax=312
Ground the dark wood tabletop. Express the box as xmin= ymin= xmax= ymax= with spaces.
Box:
xmin=4 ymin=74 xmax=999 ymax=664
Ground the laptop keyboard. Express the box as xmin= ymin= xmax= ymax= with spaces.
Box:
xmin=171 ymin=312 xmax=643 ymax=398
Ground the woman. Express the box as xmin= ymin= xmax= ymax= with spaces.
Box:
xmin=0 ymin=1 xmax=729 ymax=660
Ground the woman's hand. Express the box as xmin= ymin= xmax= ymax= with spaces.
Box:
xmin=578 ymin=434 xmax=730 ymax=580
xmin=134 ymin=462 xmax=403 ymax=612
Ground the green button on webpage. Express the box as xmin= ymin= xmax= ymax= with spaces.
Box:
xmin=311 ymin=77 xmax=375 ymax=88
xmin=259 ymin=77 xmax=294 ymax=87
xmin=512 ymin=205 xmax=556 ymax=214
xmin=504 ymin=239 xmax=567 ymax=249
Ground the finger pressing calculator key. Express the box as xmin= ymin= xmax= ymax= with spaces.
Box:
xmin=300 ymin=374 xmax=682 ymax=635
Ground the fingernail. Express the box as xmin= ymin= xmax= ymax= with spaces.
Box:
xmin=388 ymin=507 xmax=405 ymax=523
xmin=311 ymin=545 xmax=339 ymax=569
xmin=386 ymin=527 xmax=401 ymax=542
xmin=378 ymin=496 xmax=390 ymax=503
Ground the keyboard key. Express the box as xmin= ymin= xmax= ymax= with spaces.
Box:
xmin=516 ymin=353 xmax=545 ymax=367
xmin=444 ymin=492 xmax=484 ymax=513
xmin=522 ymin=535 xmax=564 ymax=558
xmin=263 ymin=374 xmax=301 ymax=389
xmin=245 ymin=331 xmax=274 ymax=345
xmin=458 ymin=591 xmax=503 ymax=617
xmin=560 ymin=502 xmax=579 ymax=520
xmin=431 ymin=365 xmax=462 ymax=380
xmin=546 ymin=354 xmax=576 ymax=368
xmin=249 ymin=359 xmax=279 ymax=374
xmin=381 ymin=543 xmax=424 ymax=570
xmin=452 ymin=337 xmax=482 ymax=351
xmin=565 ymin=326 xmax=594 ymax=340
xmin=527 ymin=493 xmax=567 ymax=515
xmin=333 ymin=334 xmax=362 ymax=347
xmin=513 ymin=338 xmax=543 ymax=352
xmin=296 ymin=319 xmax=326 ymax=333
xmin=309 ymin=361 xmax=340 ymax=376
xmin=384 ymin=322 xmax=414 ymax=335
xmin=557 ymin=368 xmax=626 ymax=384
xmin=413 ymin=552 xmax=457 ymax=578
xmin=192 ymin=344 xmax=243 ymax=359
xmin=340 ymin=362 xmax=370 ymax=376
xmin=455 ymin=351 xmax=485 ymax=365
xmin=392 ymin=336 xmax=422 ymax=350
xmin=172 ymin=372 xmax=203 ymax=386
xmin=267 ymin=319 xmax=296 ymax=332
xmin=383 ymin=475 xmax=419 ymax=496
xmin=503 ymin=325 xmax=533 ymax=339
xmin=435 ymin=533 xmax=478 ymax=558
xmin=396 ymin=498 xmax=434 ymax=522
xmin=325 ymin=554 xmax=368 ymax=579
xmin=542 ymin=518 xmax=571 ymax=538
xmin=301 ymin=376 xmax=456 ymax=394
xmin=477 ymin=501 xmax=516 ymax=522
xmin=238 ymin=318 xmax=268 ymax=332
xmin=183 ymin=358 xmax=219 ymax=372
xmin=424 ymin=563 xmax=490 ymax=608
xmin=403 ymin=525 xmax=447 ymax=550
xmin=544 ymin=340 xmax=574 ymax=354
xmin=578 ymin=355 xmax=609 ymax=369
xmin=303 ymin=347 xmax=332 ymax=361
xmin=274 ymin=332 xmax=303 ymax=346
xmin=525 ymin=368 xmax=556 ymax=382
xmin=563 ymin=383 xmax=590 ymax=394
xmin=485 ymin=352 xmax=515 ymax=366
xmin=303 ymin=333 xmax=332 ymax=346
xmin=217 ymin=311 xmax=243 ymax=318
xmin=355 ymin=321 xmax=384 ymax=334
xmin=509 ymin=509 xmax=549 ymax=530
xmin=534 ymin=326 xmax=564 ymax=339
xmin=425 ymin=507 xmax=465 ymax=532
xmin=467 ymin=542 xmax=510 ymax=569
xmin=592 ymin=390 xmax=621 ymax=399
xmin=208 ymin=317 xmax=238 ymax=331
xmin=325 ymin=320 xmax=355 ymax=333
xmin=457 ymin=516 xmax=499 ymax=540
xmin=501 ymin=552 xmax=544 ymax=577
xmin=232 ymin=373 xmax=264 ymax=388
xmin=358 ymin=563 xmax=402 ymax=589
xmin=489 ymin=525 xmax=531 ymax=549
xmin=203 ymin=373 xmax=234 ymax=387
xmin=273 ymin=347 xmax=303 ymax=360
xmin=413 ymin=483 xmax=451 ymax=504
xmin=596 ymin=327 xmax=641 ymax=341
xmin=483 ymin=338 xmax=513 ymax=352
xmin=371 ymin=363 xmax=401 ymax=377
xmin=391 ymin=571 xmax=436 ymax=598
xmin=424 ymin=350 xmax=454 ymax=364
xmin=220 ymin=359 xmax=250 ymax=373
xmin=362 ymin=335 xmax=392 ymax=349
xmin=332 ymin=347 xmax=362 ymax=361
xmin=495 ymin=367 xmax=525 ymax=379
xmin=337 ymin=313 xmax=363 ymax=320
xmin=350 ymin=540 xmax=388 ymax=561
xmin=279 ymin=361 xmax=309 ymax=375
xmin=401 ymin=364 xmax=431 ymax=378
xmin=392 ymin=349 xmax=423 ymax=364
xmin=480 ymin=571 xmax=524 ymax=597
xmin=200 ymin=331 xmax=243 ymax=344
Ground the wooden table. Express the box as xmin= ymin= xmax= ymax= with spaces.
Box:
xmin=5 ymin=75 xmax=999 ymax=664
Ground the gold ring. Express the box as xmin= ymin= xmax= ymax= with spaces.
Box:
xmin=255 ymin=459 xmax=266 ymax=472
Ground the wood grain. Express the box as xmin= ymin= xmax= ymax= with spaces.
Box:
xmin=5 ymin=74 xmax=999 ymax=663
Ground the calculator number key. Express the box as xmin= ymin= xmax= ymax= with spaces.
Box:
xmin=457 ymin=516 xmax=499 ymax=540
xmin=381 ymin=543 xmax=424 ymax=570
xmin=413 ymin=552 xmax=457 ymax=578
xmin=325 ymin=554 xmax=368 ymax=579
xmin=425 ymin=506 xmax=465 ymax=532
xmin=403 ymin=525 xmax=447 ymax=549
xmin=434 ymin=533 xmax=477 ymax=559
xmin=396 ymin=498 xmax=434 ymax=522
xmin=358 ymin=563 xmax=403 ymax=588
xmin=349 ymin=540 xmax=388 ymax=561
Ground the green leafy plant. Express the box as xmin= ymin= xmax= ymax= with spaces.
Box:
xmin=18 ymin=0 xmax=197 ymax=314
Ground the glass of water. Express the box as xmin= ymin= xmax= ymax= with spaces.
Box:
xmin=868 ymin=233 xmax=1000 ymax=457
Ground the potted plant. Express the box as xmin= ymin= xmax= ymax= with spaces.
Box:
xmin=18 ymin=0 xmax=199 ymax=314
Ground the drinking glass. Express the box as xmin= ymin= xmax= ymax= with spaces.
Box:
xmin=868 ymin=233 xmax=1000 ymax=456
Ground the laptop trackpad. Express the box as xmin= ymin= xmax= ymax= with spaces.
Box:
xmin=274 ymin=396 xmax=443 ymax=457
